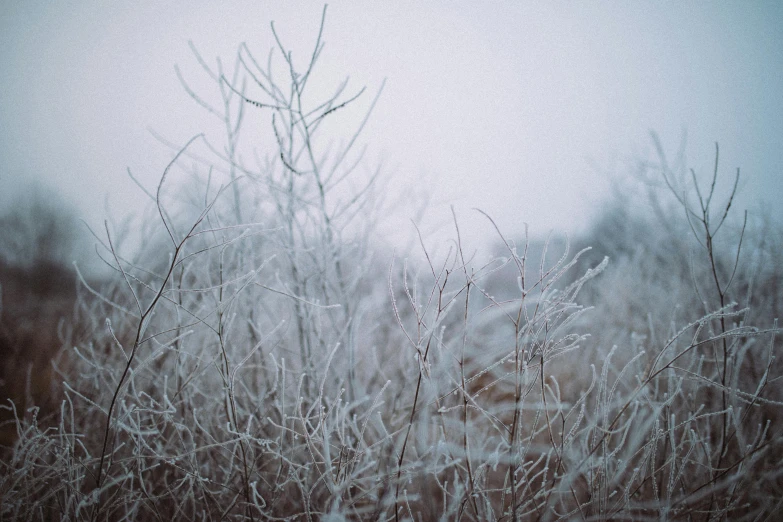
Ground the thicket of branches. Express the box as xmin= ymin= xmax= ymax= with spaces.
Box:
xmin=2 ymin=9 xmax=781 ymax=521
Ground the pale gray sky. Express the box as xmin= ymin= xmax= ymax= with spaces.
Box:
xmin=2 ymin=2 xmax=781 ymax=262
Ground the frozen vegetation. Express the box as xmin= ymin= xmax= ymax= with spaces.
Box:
xmin=2 ymin=10 xmax=782 ymax=521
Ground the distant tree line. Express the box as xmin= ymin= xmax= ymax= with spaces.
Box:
xmin=0 ymin=183 xmax=81 ymax=446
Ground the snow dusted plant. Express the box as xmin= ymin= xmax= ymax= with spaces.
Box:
xmin=1 ymin=7 xmax=781 ymax=521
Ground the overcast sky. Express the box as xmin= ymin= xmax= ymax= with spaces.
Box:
xmin=2 ymin=1 xmax=781 ymax=264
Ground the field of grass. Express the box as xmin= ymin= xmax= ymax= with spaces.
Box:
xmin=1 ymin=10 xmax=781 ymax=521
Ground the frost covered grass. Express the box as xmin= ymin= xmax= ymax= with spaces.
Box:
xmin=2 ymin=9 xmax=782 ymax=521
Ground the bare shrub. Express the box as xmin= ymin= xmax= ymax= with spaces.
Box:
xmin=1 ymin=9 xmax=781 ymax=522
